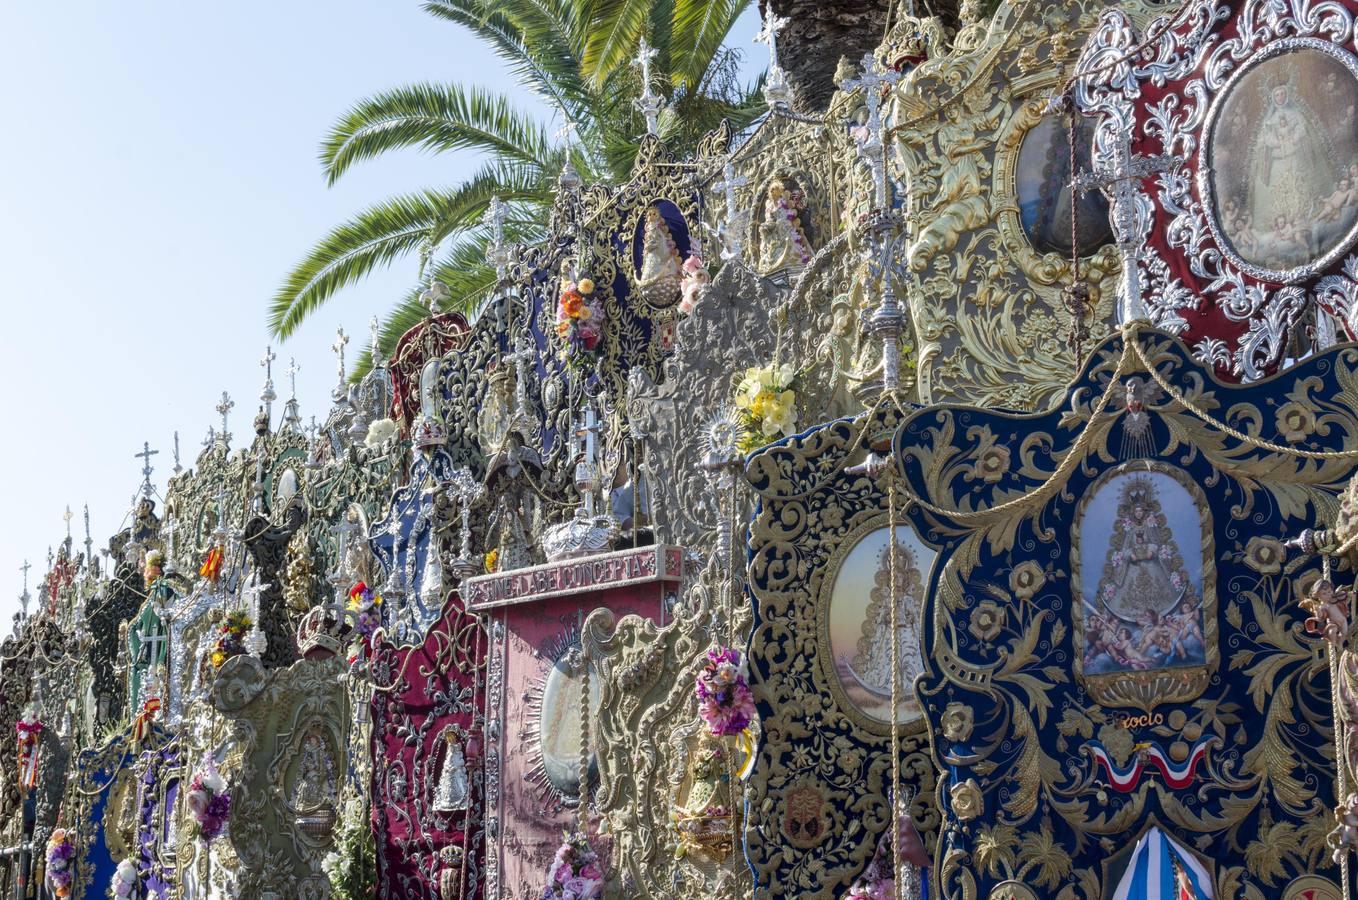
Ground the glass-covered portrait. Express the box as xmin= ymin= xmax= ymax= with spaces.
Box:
xmin=1208 ymin=42 xmax=1358 ymax=276
xmin=1016 ymin=115 xmax=1113 ymax=257
xmin=825 ymin=525 xmax=934 ymax=725
xmin=1076 ymin=471 xmax=1206 ymax=677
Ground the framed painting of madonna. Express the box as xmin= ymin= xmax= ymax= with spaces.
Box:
xmin=894 ymin=327 xmax=1358 ymax=898
xmin=1072 ymin=464 xmax=1216 ymax=709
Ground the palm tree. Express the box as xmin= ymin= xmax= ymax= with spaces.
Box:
xmin=270 ymin=0 xmax=762 ymax=373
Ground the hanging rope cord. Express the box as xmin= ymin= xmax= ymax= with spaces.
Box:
xmin=887 ymin=479 xmax=904 ymax=900
xmin=827 ymin=323 xmax=1358 ymax=535
xmin=1324 ymin=555 xmax=1355 ymax=900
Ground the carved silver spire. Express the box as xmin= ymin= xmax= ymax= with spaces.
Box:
xmin=134 ymin=442 xmax=159 ymax=499
xmin=259 ymin=344 xmax=278 ymax=426
xmin=755 ymin=11 xmax=793 ymax=108
xmin=216 ymin=391 xmax=235 ymax=450
xmin=83 ymin=504 xmax=93 ymax=566
xmin=712 ymin=159 xmax=750 ymax=260
xmin=840 ymin=53 xmax=902 ymax=210
xmin=241 ymin=570 xmax=271 ymax=658
xmin=172 ymin=431 xmax=183 ymax=475
xmin=17 ymin=560 xmax=30 ymax=621
xmin=331 ymin=327 xmax=350 ymax=403
xmin=485 ymin=196 xmax=512 ymax=280
xmin=281 ymin=357 xmax=303 ymax=433
xmin=447 ymin=468 xmax=486 ymax=577
xmin=633 ymin=37 xmax=663 ymax=136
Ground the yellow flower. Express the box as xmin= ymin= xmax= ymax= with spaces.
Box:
xmin=211 ymin=651 xmax=226 ymax=669
xmin=1276 ymin=400 xmax=1317 ymax=443
xmin=578 ymin=277 xmax=595 ymax=294
xmin=484 ymin=549 xmax=500 ymax=573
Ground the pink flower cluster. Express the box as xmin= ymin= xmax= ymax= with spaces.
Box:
xmin=695 ymin=647 xmax=755 ymax=737
xmin=541 ymin=832 xmax=604 ymax=900
xmin=186 ymin=766 xmax=231 ymax=842
xmin=843 ymin=856 xmax=893 ymax=900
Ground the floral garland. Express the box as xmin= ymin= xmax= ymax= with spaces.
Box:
xmin=211 ymin=610 xmax=252 ymax=669
xmin=16 ymin=711 xmax=43 ymax=791
xmin=733 ymin=364 xmax=798 ymax=453
xmin=541 ymin=831 xmax=604 ymax=900
xmin=45 ymin=828 xmax=74 ymax=898
xmin=677 ymin=254 xmax=709 ymax=315
xmin=695 ymin=647 xmax=756 ymax=738
xmin=322 ymin=798 xmax=377 ymax=900
xmin=555 ymin=277 xmax=603 ymax=369
xmin=110 ymin=858 xmax=139 ymax=898
xmin=186 ymin=759 xmax=231 ymax=842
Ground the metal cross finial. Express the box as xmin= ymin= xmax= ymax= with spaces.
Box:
xmin=368 ymin=316 xmax=383 ymax=369
xmin=286 ymin=358 xmax=301 ymax=400
xmin=840 ymin=53 xmax=903 ymax=210
xmin=712 ymin=159 xmax=750 ymax=259
xmin=332 ymin=327 xmax=350 ymax=400
xmin=259 ymin=345 xmax=278 ymax=421
xmin=83 ymin=505 xmax=93 ymax=565
xmin=486 ymin=196 xmax=512 ymax=278
xmin=18 ymin=560 xmax=30 ymax=619
xmin=135 ymin=442 xmax=159 ymax=498
xmin=216 ymin=391 xmax=235 ymax=449
xmin=63 ymin=506 xmax=73 ymax=543
xmin=756 ymin=12 xmax=793 ymax=106
xmin=632 ymin=38 xmax=663 ymax=136
xmin=172 ymin=431 xmax=183 ymax=475
xmin=1072 ymin=132 xmax=1176 ymax=325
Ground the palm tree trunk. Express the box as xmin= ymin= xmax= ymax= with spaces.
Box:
xmin=767 ymin=0 xmax=963 ymax=112
xmin=765 ymin=0 xmax=894 ymax=112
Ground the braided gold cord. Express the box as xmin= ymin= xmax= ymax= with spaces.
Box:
xmin=888 ymin=479 xmax=903 ymax=900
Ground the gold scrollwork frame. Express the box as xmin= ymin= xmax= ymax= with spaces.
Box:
xmin=815 ymin=514 xmax=936 ymax=735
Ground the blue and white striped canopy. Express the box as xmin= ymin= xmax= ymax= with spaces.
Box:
xmin=1110 ymin=827 xmax=1213 ymax=900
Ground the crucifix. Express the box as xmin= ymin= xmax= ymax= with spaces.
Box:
xmin=632 ymin=37 xmax=663 ymax=136
xmin=287 ymin=358 xmax=301 ymax=401
xmin=840 ymin=53 xmax=903 ymax=211
xmin=755 ymin=12 xmax=793 ymax=107
xmin=172 ymin=431 xmax=182 ymax=475
xmin=63 ymin=506 xmax=73 ymax=547
xmin=511 ymin=332 xmax=536 ymax=419
xmin=216 ymin=391 xmax=235 ymax=449
xmin=326 ymin=517 xmax=357 ymax=600
xmin=332 ymin=327 xmax=349 ymax=402
xmin=135 ymin=442 xmax=159 ymax=498
xmin=555 ymin=117 xmax=583 ymax=194
xmin=712 ymin=159 xmax=750 ymax=259
xmin=1072 ymin=130 xmax=1175 ymax=324
xmin=486 ymin=196 xmax=512 ymax=278
xmin=259 ymin=344 xmax=278 ymax=423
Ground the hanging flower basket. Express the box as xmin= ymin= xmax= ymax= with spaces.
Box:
xmin=186 ymin=760 xmax=231 ymax=843
xmin=45 ymin=829 xmax=74 ymax=898
xmin=695 ymin=647 xmax=755 ymax=738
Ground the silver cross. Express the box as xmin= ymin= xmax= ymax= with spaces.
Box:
xmin=633 ymin=38 xmax=663 ymax=136
xmin=486 ymin=196 xmax=512 ymax=277
xmin=369 ymin=316 xmax=384 ymax=368
xmin=1073 ymin=131 xmax=1176 ymax=324
xmin=216 ymin=392 xmax=235 ymax=449
xmin=134 ymin=442 xmax=159 ymax=498
xmin=259 ymin=345 xmax=278 ymax=420
xmin=756 ymin=12 xmax=793 ymax=107
xmin=840 ymin=53 xmax=902 ymax=209
xmin=712 ymin=159 xmax=750 ymax=259
xmin=18 ymin=561 xmax=30 ymax=619
xmin=63 ymin=506 xmax=73 ymax=544
xmin=332 ymin=327 xmax=350 ymax=401
xmin=286 ymin=358 xmax=301 ymax=401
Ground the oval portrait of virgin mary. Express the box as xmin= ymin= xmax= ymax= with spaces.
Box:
xmin=1206 ymin=40 xmax=1358 ymax=280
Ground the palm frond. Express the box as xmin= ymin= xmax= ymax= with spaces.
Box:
xmin=671 ymin=0 xmax=751 ymax=93
xmin=580 ymin=0 xmax=654 ymax=83
xmin=321 ymin=83 xmax=554 ymax=185
xmin=271 ymin=163 xmax=545 ymax=339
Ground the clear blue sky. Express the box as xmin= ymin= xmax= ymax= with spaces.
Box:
xmin=0 ymin=2 xmax=760 ymax=631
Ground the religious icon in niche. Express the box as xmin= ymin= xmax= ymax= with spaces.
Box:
xmin=288 ymin=729 xmax=338 ymax=829
xmin=1207 ymin=41 xmax=1358 ymax=277
xmin=1015 ymin=114 xmax=1113 ymax=257
xmin=432 ymin=730 xmax=471 ymax=812
xmin=755 ymin=176 xmax=814 ymax=274
xmin=534 ymin=643 xmax=602 ymax=801
xmin=633 ymin=200 xmax=688 ymax=307
xmin=1074 ymin=465 xmax=1214 ymax=709
xmin=826 ymin=525 xmax=933 ymax=725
